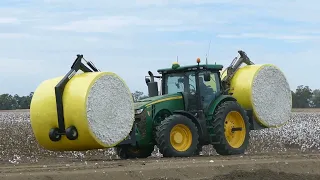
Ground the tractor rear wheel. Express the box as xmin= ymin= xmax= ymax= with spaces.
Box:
xmin=155 ymin=114 xmax=199 ymax=157
xmin=194 ymin=144 xmax=203 ymax=156
xmin=211 ymin=101 xmax=250 ymax=155
xmin=115 ymin=145 xmax=154 ymax=159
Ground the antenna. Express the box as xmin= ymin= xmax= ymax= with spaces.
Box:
xmin=177 ymin=56 xmax=179 ymax=63
xmin=206 ymin=40 xmax=211 ymax=65
xmin=205 ymin=54 xmax=207 ymax=65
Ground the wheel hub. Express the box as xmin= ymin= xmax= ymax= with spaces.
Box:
xmin=224 ymin=111 xmax=246 ymax=148
xmin=170 ymin=124 xmax=192 ymax=152
xmin=173 ymin=133 xmax=183 ymax=143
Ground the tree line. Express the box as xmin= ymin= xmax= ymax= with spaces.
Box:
xmin=291 ymin=85 xmax=320 ymax=108
xmin=0 ymin=85 xmax=318 ymax=110
xmin=0 ymin=92 xmax=34 ymax=110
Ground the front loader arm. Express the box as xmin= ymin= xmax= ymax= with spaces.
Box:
xmin=54 ymin=54 xmax=100 ymax=140
xmin=221 ymin=50 xmax=254 ymax=92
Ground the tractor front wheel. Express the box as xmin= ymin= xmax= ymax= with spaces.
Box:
xmin=115 ymin=145 xmax=154 ymax=159
xmin=211 ymin=101 xmax=250 ymax=155
xmin=155 ymin=114 xmax=199 ymax=157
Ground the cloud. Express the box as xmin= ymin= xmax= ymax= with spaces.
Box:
xmin=42 ymin=10 xmax=225 ymax=34
xmin=83 ymin=37 xmax=100 ymax=42
xmin=43 ymin=16 xmax=184 ymax=33
xmin=44 ymin=16 xmax=134 ymax=33
xmin=0 ymin=33 xmax=31 ymax=39
xmin=0 ymin=17 xmax=19 ymax=24
xmin=35 ymin=0 xmax=320 ymax=36
xmin=168 ymin=40 xmax=204 ymax=46
xmin=217 ymin=33 xmax=320 ymax=42
xmin=0 ymin=58 xmax=48 ymax=74
xmin=0 ymin=0 xmax=320 ymax=95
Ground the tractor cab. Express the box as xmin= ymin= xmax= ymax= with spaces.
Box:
xmin=146 ymin=58 xmax=224 ymax=116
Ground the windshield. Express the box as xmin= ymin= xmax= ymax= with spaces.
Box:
xmin=163 ymin=71 xmax=196 ymax=94
xmin=163 ymin=70 xmax=220 ymax=95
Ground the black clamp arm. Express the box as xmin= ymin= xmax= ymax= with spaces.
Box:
xmin=49 ymin=54 xmax=99 ymax=141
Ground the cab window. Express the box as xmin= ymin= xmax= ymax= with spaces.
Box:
xmin=164 ymin=72 xmax=196 ymax=94
xmin=198 ymin=71 xmax=220 ymax=108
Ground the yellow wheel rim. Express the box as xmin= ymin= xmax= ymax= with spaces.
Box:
xmin=170 ymin=124 xmax=192 ymax=151
xmin=224 ymin=111 xmax=246 ymax=148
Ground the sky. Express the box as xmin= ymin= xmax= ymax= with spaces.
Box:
xmin=0 ymin=0 xmax=319 ymax=96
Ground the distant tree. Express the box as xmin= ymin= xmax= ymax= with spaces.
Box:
xmin=132 ymin=91 xmax=143 ymax=102
xmin=0 ymin=92 xmax=34 ymax=110
xmin=292 ymin=85 xmax=313 ymax=108
xmin=132 ymin=91 xmax=149 ymax=102
xmin=291 ymin=90 xmax=296 ymax=106
xmin=140 ymin=95 xmax=149 ymax=100
xmin=311 ymin=89 xmax=320 ymax=108
xmin=0 ymin=94 xmax=17 ymax=110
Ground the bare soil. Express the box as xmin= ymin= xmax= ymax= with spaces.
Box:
xmin=0 ymin=110 xmax=320 ymax=179
xmin=1 ymin=153 xmax=320 ymax=180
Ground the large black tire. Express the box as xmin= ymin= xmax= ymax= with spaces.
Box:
xmin=155 ymin=114 xmax=199 ymax=157
xmin=211 ymin=101 xmax=250 ymax=155
xmin=116 ymin=145 xmax=154 ymax=159
xmin=194 ymin=143 xmax=203 ymax=156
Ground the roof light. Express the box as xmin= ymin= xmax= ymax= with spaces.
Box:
xmin=172 ymin=62 xmax=180 ymax=69
xmin=197 ymin=58 xmax=201 ymax=64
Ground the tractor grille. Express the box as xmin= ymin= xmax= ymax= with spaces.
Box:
xmin=135 ymin=110 xmax=147 ymax=138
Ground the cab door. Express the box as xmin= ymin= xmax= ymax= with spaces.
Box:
xmin=198 ymin=71 xmax=220 ymax=110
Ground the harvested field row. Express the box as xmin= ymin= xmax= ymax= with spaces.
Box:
xmin=291 ymin=108 xmax=320 ymax=112
xmin=0 ymin=111 xmax=319 ymax=165
xmin=1 ymin=154 xmax=320 ymax=180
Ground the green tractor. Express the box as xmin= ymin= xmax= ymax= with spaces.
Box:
xmin=115 ymin=50 xmax=266 ymax=159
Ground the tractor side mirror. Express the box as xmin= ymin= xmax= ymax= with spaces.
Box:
xmin=204 ymin=72 xmax=211 ymax=82
xmin=145 ymin=77 xmax=151 ymax=85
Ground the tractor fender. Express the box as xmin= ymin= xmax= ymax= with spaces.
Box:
xmin=172 ymin=110 xmax=204 ymax=138
xmin=153 ymin=109 xmax=172 ymax=125
xmin=206 ymin=95 xmax=237 ymax=117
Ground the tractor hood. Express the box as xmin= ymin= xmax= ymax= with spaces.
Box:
xmin=134 ymin=93 xmax=182 ymax=110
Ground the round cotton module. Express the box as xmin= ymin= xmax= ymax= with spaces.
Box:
xmin=251 ymin=65 xmax=292 ymax=127
xmin=86 ymin=74 xmax=134 ymax=146
xmin=223 ymin=64 xmax=292 ymax=128
xmin=30 ymin=72 xmax=135 ymax=151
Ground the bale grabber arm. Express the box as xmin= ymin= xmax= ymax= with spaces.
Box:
xmin=49 ymin=54 xmax=100 ymax=142
xmin=221 ymin=50 xmax=254 ymax=93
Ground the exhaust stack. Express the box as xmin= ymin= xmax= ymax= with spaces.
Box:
xmin=147 ymin=71 xmax=159 ymax=97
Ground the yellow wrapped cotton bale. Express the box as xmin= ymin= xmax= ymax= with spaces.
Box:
xmin=30 ymin=72 xmax=134 ymax=151
xmin=222 ymin=64 xmax=292 ymax=128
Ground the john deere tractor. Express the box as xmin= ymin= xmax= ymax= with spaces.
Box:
xmin=115 ymin=50 xmax=265 ymax=159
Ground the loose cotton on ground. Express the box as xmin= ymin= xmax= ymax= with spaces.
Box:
xmin=226 ymin=64 xmax=292 ymax=127
xmin=30 ymin=72 xmax=134 ymax=151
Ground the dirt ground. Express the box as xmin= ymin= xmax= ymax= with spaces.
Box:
xmin=0 ymin=109 xmax=320 ymax=180
xmin=1 ymin=153 xmax=320 ymax=180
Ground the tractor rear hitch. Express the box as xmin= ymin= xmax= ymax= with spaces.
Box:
xmin=49 ymin=54 xmax=99 ymax=142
